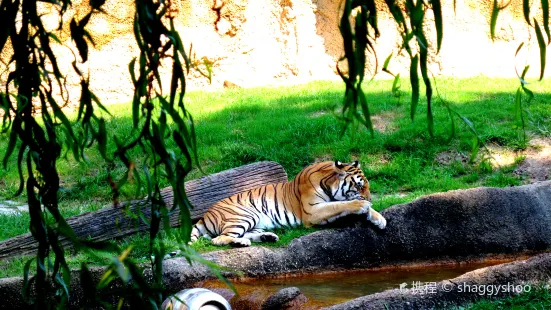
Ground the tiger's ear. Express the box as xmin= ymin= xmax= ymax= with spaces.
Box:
xmin=334 ymin=160 xmax=346 ymax=175
xmin=351 ymin=161 xmax=360 ymax=169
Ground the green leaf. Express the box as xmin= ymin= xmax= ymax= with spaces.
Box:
xmin=515 ymin=42 xmax=525 ymax=57
xmin=354 ymin=10 xmax=368 ymax=83
xmin=358 ymin=87 xmax=374 ymax=136
xmin=522 ymin=85 xmax=534 ymax=102
xmin=514 ymin=87 xmax=523 ymax=124
xmin=365 ymin=0 xmax=379 ymax=37
xmin=543 ymin=0 xmax=550 ymax=42
xmin=47 ymin=93 xmax=81 ymax=160
xmin=55 ymin=271 xmax=70 ymax=302
xmin=169 ymin=25 xmax=191 ymax=73
xmin=454 ymin=112 xmax=481 ymax=162
xmin=534 ymin=19 xmax=547 ymax=80
xmin=340 ymin=0 xmax=356 ymax=85
xmin=407 ymin=0 xmax=424 ymax=26
xmin=409 ymin=55 xmax=420 ymax=120
xmin=383 ymin=52 xmax=393 ymax=72
xmin=70 ymin=19 xmax=89 ymax=62
xmin=48 ymin=32 xmax=62 ymax=44
xmin=392 ymin=74 xmax=401 ymax=98
xmin=432 ymin=0 xmax=443 ymax=52
xmin=3 ymin=125 xmax=18 ymax=169
xmin=129 ymin=58 xmax=137 ymax=86
xmin=15 ymin=146 xmax=25 ymax=196
xmin=515 ymin=55 xmax=534 ymax=102
xmin=470 ymin=137 xmax=480 ymax=163
xmin=523 ymin=0 xmax=532 ymax=25
xmin=0 ymin=0 xmax=20 ymax=52
xmin=516 ymin=64 xmax=531 ymax=88
xmin=384 ymin=0 xmax=407 ymax=30
xmin=490 ymin=0 xmax=500 ymax=40
xmin=444 ymin=103 xmax=456 ymax=143
xmin=514 ymin=87 xmax=526 ymax=141
xmin=90 ymin=0 xmax=106 ymax=10
xmin=182 ymin=246 xmax=239 ymax=293
xmin=133 ymin=17 xmax=144 ymax=49
xmin=21 ymin=258 xmax=34 ymax=301
xmin=419 ymin=42 xmax=434 ymax=137
xmin=0 ymin=93 xmax=10 ymax=133
xmin=97 ymin=117 xmax=107 ymax=158
xmin=170 ymin=54 xmax=184 ymax=110
xmin=188 ymin=114 xmax=203 ymax=173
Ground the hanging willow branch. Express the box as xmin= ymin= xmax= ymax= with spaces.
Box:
xmin=0 ymin=0 xmax=112 ymax=307
xmin=105 ymin=0 xmax=203 ymax=304
xmin=337 ymin=0 xmax=379 ymax=136
xmin=339 ymin=0 xmax=547 ymax=142
xmin=0 ymin=0 xmax=203 ymax=308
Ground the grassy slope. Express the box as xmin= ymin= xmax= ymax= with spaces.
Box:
xmin=462 ymin=287 xmax=551 ymax=309
xmin=1 ymin=77 xmax=551 ymax=280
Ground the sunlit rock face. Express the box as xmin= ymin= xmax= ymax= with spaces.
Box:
xmin=1 ymin=0 xmax=549 ymax=105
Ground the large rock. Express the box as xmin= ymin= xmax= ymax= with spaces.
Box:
xmin=261 ymin=287 xmax=308 ymax=310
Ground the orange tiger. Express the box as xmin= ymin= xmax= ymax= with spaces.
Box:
xmin=190 ymin=161 xmax=387 ymax=247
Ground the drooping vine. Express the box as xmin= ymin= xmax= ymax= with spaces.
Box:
xmin=339 ymin=0 xmax=548 ymax=145
xmin=0 ymin=0 xmax=202 ymax=307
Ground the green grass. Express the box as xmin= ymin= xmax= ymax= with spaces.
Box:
xmin=1 ymin=77 xmax=551 ymax=278
xmin=460 ymin=286 xmax=551 ymax=309
xmin=0 ymin=226 xmax=319 ymax=278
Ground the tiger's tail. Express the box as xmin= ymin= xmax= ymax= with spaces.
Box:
xmin=190 ymin=219 xmax=208 ymax=244
xmin=160 ymin=219 xmax=209 ymax=261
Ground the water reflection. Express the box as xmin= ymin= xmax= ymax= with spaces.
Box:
xmin=201 ymin=262 xmax=509 ymax=307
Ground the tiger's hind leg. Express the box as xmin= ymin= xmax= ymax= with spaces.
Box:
xmin=212 ymin=235 xmax=251 ymax=247
xmin=189 ymin=219 xmax=213 ymax=245
xmin=243 ymin=229 xmax=279 ymax=243
xmin=211 ymin=223 xmax=253 ymax=247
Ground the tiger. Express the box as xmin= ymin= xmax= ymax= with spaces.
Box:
xmin=190 ymin=160 xmax=387 ymax=247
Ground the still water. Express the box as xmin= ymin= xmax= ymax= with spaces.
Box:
xmin=201 ymin=262 xmax=507 ymax=307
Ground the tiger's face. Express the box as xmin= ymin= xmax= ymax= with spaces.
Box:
xmin=333 ymin=160 xmax=371 ymax=202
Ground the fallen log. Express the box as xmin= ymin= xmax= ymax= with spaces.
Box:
xmin=0 ymin=161 xmax=288 ymax=259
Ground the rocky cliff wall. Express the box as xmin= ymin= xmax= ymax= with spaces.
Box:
xmin=1 ymin=0 xmax=549 ymax=105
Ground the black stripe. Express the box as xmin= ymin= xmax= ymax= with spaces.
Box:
xmin=271 ymin=185 xmax=284 ymax=227
xmin=261 ymin=187 xmax=268 ymax=214
xmin=203 ymin=214 xmax=217 ymax=236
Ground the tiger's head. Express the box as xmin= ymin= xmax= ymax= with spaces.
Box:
xmin=332 ymin=160 xmax=371 ymax=202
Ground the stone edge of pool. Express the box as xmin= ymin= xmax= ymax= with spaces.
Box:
xmin=325 ymin=252 xmax=551 ymax=310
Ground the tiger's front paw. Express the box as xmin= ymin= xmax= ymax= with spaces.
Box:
xmin=372 ymin=215 xmax=386 ymax=229
xmin=346 ymin=192 xmax=364 ymax=201
xmin=354 ymin=201 xmax=372 ymax=214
